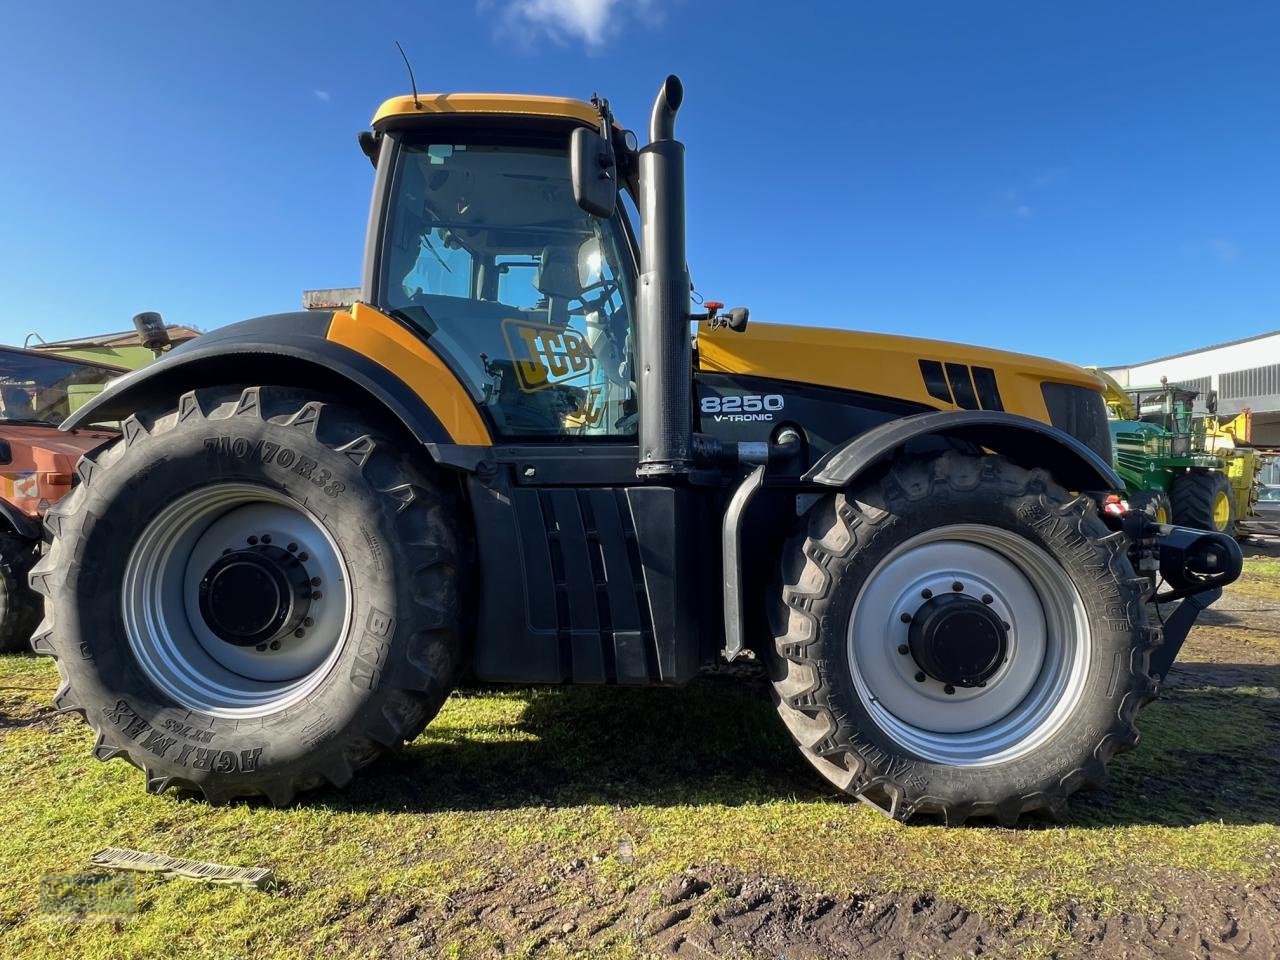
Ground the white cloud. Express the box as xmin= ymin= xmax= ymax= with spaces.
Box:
xmin=313 ymin=90 xmax=331 ymax=103
xmin=486 ymin=0 xmax=661 ymax=50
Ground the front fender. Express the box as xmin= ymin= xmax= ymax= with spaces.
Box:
xmin=802 ymin=409 xmax=1123 ymax=493
xmin=62 ymin=306 xmax=492 ymax=450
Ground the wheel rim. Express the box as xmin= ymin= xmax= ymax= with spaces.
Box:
xmin=847 ymin=524 xmax=1091 ymax=767
xmin=122 ymin=483 xmax=351 ymax=718
xmin=1213 ymin=490 xmax=1231 ymax=530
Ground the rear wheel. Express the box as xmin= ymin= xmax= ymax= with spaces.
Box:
xmin=1171 ymin=470 xmax=1235 ymax=536
xmin=0 ymin=529 xmax=40 ymax=653
xmin=31 ymin=386 xmax=466 ymax=804
xmin=769 ymin=452 xmax=1156 ymax=824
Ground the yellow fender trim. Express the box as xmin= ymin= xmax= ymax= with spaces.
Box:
xmin=328 ymin=303 xmax=492 ymax=446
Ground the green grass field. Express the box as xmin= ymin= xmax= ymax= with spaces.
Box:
xmin=1 ymin=555 xmax=1277 ymax=959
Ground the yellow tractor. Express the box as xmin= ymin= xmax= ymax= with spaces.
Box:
xmin=34 ymin=77 xmax=1239 ymax=824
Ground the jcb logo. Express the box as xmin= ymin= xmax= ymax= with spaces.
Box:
xmin=501 ymin=318 xmax=594 ymax=393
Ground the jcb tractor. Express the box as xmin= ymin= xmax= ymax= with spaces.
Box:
xmin=34 ymin=77 xmax=1240 ymax=824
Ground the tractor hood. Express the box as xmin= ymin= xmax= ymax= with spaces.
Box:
xmin=697 ymin=320 xmax=1103 ymax=423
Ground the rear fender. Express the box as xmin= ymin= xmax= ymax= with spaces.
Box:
xmin=61 ymin=306 xmax=493 ymax=454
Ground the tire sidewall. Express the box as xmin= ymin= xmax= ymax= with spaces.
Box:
xmin=51 ymin=398 xmax=433 ymax=787
xmin=811 ymin=473 xmax=1145 ymax=805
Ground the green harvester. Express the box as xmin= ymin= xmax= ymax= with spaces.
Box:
xmin=1093 ymin=370 xmax=1239 ymax=535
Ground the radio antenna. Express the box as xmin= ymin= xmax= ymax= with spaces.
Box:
xmin=394 ymin=41 xmax=421 ymax=109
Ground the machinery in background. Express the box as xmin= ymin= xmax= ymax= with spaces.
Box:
xmin=1 ymin=314 xmax=178 ymax=649
xmin=24 ymin=315 xmax=194 ymax=367
xmin=1093 ymin=369 xmax=1257 ymax=536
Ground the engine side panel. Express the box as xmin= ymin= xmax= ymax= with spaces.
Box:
xmin=696 ymin=372 xmax=934 ymax=460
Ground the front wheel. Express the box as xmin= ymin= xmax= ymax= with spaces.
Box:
xmin=769 ymin=453 xmax=1156 ymax=825
xmin=31 ymin=387 xmax=466 ymax=804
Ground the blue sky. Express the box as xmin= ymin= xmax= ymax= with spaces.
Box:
xmin=1 ymin=1 xmax=1276 ymax=366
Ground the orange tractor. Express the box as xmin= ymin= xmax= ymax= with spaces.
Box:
xmin=0 ymin=346 xmax=124 ymax=649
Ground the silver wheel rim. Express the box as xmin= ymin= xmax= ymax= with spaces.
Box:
xmin=122 ymin=483 xmax=351 ymax=718
xmin=847 ymin=524 xmax=1091 ymax=766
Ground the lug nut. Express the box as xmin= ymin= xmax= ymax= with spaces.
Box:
xmin=1002 ymin=621 xmax=1011 ymax=631
xmin=897 ymin=643 xmax=910 ymax=655
xmin=914 ymin=671 xmax=926 ymax=683
xmin=298 ymin=552 xmax=309 ymax=562
xmin=293 ymin=628 xmax=305 ymax=638
xmin=261 ymin=534 xmax=272 ymax=544
xmin=312 ymin=591 xmax=322 ymax=600
xmin=944 ymin=684 xmax=956 ymax=695
xmin=982 ymin=594 xmax=994 ymax=605
xmin=899 ymin=612 xmax=912 ymax=624
xmin=287 ymin=542 xmax=298 ymax=553
xmin=310 ymin=576 xmax=322 ymax=587
xmin=303 ymin=617 xmax=313 ymax=627
xmin=952 ymin=581 xmax=964 ymax=592
xmin=255 ymin=643 xmax=267 ymax=652
xmin=248 ymin=535 xmax=258 ymax=545
xmin=270 ymin=640 xmax=281 ymax=650
xmin=921 ymin=588 xmax=933 ymax=600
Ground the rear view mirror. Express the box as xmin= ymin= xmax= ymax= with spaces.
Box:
xmin=570 ymin=127 xmax=617 ymax=219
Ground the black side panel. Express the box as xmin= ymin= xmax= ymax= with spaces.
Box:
xmin=470 ymin=470 xmax=709 ymax=685
xmin=695 ymin=373 xmax=933 ymax=460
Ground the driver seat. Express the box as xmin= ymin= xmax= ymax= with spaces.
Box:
xmin=534 ymin=246 xmax=581 ymax=326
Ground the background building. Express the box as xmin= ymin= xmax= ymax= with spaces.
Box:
xmin=1103 ymin=329 xmax=1280 ymax=446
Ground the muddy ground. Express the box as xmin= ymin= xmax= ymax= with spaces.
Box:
xmin=338 ymin=545 xmax=1280 ymax=960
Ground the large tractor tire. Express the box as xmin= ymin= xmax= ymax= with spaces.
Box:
xmin=0 ymin=529 xmax=41 ymax=653
xmin=1170 ymin=470 xmax=1235 ymax=536
xmin=1127 ymin=489 xmax=1172 ymax=525
xmin=769 ymin=452 xmax=1156 ymax=825
xmin=31 ymin=386 xmax=466 ymax=804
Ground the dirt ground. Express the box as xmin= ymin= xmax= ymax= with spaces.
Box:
xmin=353 ymin=862 xmax=1280 ymax=960
xmin=335 ymin=545 xmax=1280 ymax=960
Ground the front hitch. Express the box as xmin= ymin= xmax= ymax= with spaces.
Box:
xmin=1122 ymin=512 xmax=1243 ymax=681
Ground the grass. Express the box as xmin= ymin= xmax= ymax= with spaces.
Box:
xmin=1 ymin=560 xmax=1278 ymax=959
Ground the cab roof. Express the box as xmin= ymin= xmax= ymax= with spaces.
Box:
xmin=372 ymin=93 xmax=601 ymax=129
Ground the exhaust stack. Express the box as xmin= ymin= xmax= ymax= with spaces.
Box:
xmin=636 ymin=75 xmax=691 ymax=478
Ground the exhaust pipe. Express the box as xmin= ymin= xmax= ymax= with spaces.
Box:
xmin=636 ymin=75 xmax=691 ymax=478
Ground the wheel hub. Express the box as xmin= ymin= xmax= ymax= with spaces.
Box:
xmin=907 ymin=593 xmax=1008 ymax=688
xmin=198 ymin=545 xmax=313 ymax=648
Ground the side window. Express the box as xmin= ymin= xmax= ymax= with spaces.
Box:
xmin=380 ymin=140 xmax=637 ymax=439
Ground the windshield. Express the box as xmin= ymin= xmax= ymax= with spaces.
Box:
xmin=379 ymin=139 xmax=637 ymax=438
xmin=0 ymin=349 xmax=123 ymax=426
